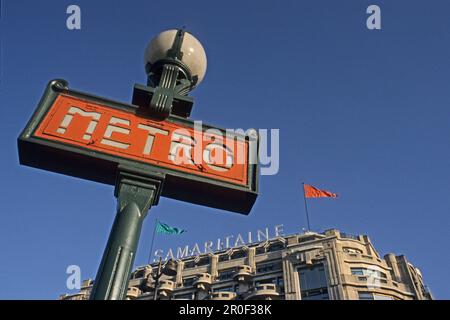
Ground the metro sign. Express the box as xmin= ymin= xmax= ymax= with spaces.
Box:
xmin=18 ymin=80 xmax=258 ymax=214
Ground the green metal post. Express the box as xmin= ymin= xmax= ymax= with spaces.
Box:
xmin=90 ymin=166 xmax=164 ymax=300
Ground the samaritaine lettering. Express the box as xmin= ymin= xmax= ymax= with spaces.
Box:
xmin=153 ymin=224 xmax=284 ymax=262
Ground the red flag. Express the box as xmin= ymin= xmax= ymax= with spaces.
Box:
xmin=304 ymin=184 xmax=338 ymax=198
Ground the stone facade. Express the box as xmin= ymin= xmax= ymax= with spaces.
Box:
xmin=59 ymin=229 xmax=432 ymax=300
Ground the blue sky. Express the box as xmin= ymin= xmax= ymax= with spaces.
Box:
xmin=1 ymin=0 xmax=449 ymax=299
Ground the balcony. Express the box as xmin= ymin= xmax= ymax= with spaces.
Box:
xmin=158 ymin=280 xmax=175 ymax=297
xmin=343 ymin=252 xmax=383 ymax=264
xmin=210 ymin=292 xmax=237 ymax=300
xmin=59 ymin=293 xmax=87 ymax=300
xmin=246 ymin=284 xmax=280 ymax=300
xmin=194 ymin=273 xmax=213 ymax=291
xmin=233 ymin=265 xmax=253 ymax=282
xmin=341 ymin=274 xmax=412 ymax=295
xmin=126 ymin=287 xmax=141 ymax=299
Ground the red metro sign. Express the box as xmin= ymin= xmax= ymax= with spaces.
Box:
xmin=35 ymin=95 xmax=249 ymax=186
xmin=18 ymin=81 xmax=258 ymax=214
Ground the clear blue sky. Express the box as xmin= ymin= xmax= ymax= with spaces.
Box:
xmin=1 ymin=0 xmax=449 ymax=299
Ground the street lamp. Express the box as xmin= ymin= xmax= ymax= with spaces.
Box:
xmin=152 ymin=258 xmax=177 ymax=300
xmin=133 ymin=29 xmax=208 ymax=120
xmin=90 ymin=29 xmax=206 ymax=300
xmin=144 ymin=29 xmax=207 ymax=89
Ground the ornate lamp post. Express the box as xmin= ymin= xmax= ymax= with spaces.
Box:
xmin=89 ymin=29 xmax=207 ymax=300
xmin=134 ymin=29 xmax=207 ymax=120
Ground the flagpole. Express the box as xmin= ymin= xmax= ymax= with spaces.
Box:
xmin=302 ymin=182 xmax=311 ymax=231
xmin=147 ymin=218 xmax=158 ymax=264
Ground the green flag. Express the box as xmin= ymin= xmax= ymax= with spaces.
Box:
xmin=156 ymin=221 xmax=186 ymax=235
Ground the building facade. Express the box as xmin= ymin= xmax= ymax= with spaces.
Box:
xmin=60 ymin=229 xmax=432 ymax=300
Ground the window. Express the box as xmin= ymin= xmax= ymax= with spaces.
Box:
xmin=277 ymin=277 xmax=285 ymax=293
xmin=256 ymin=262 xmax=283 ymax=273
xmin=185 ymin=257 xmax=209 ymax=268
xmin=230 ymin=251 xmax=246 ymax=260
xmin=196 ymin=257 xmax=210 ymax=266
xmin=350 ymin=268 xmax=364 ymax=276
xmin=298 ymin=264 xmax=329 ymax=300
xmin=301 ymin=289 xmax=329 ymax=300
xmin=351 ymin=268 xmax=387 ymax=279
xmin=182 ymin=277 xmax=195 ymax=287
xmin=219 ymin=254 xmax=230 ymax=262
xmin=218 ymin=269 xmax=235 ymax=281
xmin=358 ymin=292 xmax=373 ymax=300
xmin=299 ymin=265 xmax=328 ymax=291
xmin=174 ymin=292 xmax=193 ymax=300
xmin=254 ymin=277 xmax=281 ymax=286
xmin=256 ymin=247 xmax=266 ymax=255
xmin=358 ymin=292 xmax=393 ymax=300
xmin=343 ymin=247 xmax=363 ymax=254
xmin=184 ymin=261 xmax=196 ymax=269
xmin=267 ymin=243 xmax=284 ymax=252
xmin=373 ymin=294 xmax=393 ymax=300
xmin=213 ymin=285 xmax=237 ymax=293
